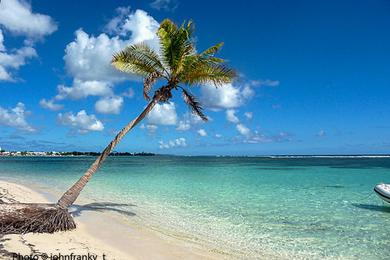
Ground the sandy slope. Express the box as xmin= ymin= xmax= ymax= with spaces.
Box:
xmin=0 ymin=180 xmax=220 ymax=260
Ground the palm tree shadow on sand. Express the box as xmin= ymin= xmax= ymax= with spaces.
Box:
xmin=352 ymin=203 xmax=390 ymax=213
xmin=70 ymin=202 xmax=136 ymax=217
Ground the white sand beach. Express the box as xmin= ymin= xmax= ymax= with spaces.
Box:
xmin=0 ymin=180 xmax=221 ymax=260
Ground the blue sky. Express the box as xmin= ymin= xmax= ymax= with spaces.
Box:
xmin=0 ymin=0 xmax=390 ymax=155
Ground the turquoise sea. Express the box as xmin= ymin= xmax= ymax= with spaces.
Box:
xmin=1 ymin=156 xmax=390 ymax=259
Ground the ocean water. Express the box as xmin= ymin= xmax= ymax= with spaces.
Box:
xmin=1 ymin=156 xmax=390 ymax=259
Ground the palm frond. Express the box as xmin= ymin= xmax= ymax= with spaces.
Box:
xmin=113 ymin=18 xmax=236 ymax=106
xmin=200 ymin=42 xmax=224 ymax=56
xmin=157 ymin=19 xmax=177 ymax=71
xmin=207 ymin=57 xmax=225 ymax=63
xmin=159 ymin=19 xmax=178 ymax=36
xmin=180 ymin=57 xmax=236 ymax=87
xmin=112 ymin=43 xmax=166 ymax=77
xmin=157 ymin=19 xmax=195 ymax=76
xmin=181 ymin=88 xmax=208 ymax=121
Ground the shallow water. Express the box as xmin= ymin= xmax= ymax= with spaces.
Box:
xmin=1 ymin=156 xmax=390 ymax=259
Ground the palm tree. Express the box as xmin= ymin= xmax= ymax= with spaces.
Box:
xmin=56 ymin=19 xmax=235 ymax=210
xmin=0 ymin=19 xmax=235 ymax=234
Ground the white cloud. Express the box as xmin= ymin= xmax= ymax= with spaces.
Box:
xmin=58 ymin=110 xmax=104 ymax=133
xmin=0 ymin=0 xmax=56 ymax=81
xmin=0 ymin=68 xmax=9 ymax=81
xmin=55 ymin=80 xmax=113 ymax=100
xmin=236 ymin=123 xmax=250 ymax=136
xmin=159 ymin=137 xmax=187 ymax=149
xmin=189 ymin=112 xmax=206 ymax=124
xmin=64 ymin=29 xmax=129 ymax=83
xmin=197 ymin=129 xmax=207 ymax=137
xmin=0 ymin=44 xmax=37 ymax=81
xmin=62 ymin=8 xmax=155 ymax=82
xmin=0 ymin=30 xmax=5 ymax=51
xmin=176 ymin=120 xmax=191 ymax=131
xmin=215 ymin=134 xmax=222 ymax=138
xmin=147 ymin=102 xmax=177 ymax=125
xmin=200 ymin=83 xmax=254 ymax=109
xmin=241 ymin=85 xmax=255 ymax=99
xmin=225 ymin=109 xmax=252 ymax=137
xmin=244 ymin=132 xmax=267 ymax=144
xmin=159 ymin=143 xmax=168 ymax=149
xmin=44 ymin=7 xmax=160 ymax=111
xmin=39 ymin=98 xmax=63 ymax=111
xmin=0 ymin=102 xmax=35 ymax=132
xmin=226 ymin=109 xmax=239 ymax=123
xmin=104 ymin=7 xmax=130 ymax=34
xmin=105 ymin=8 xmax=159 ymax=47
xmin=140 ymin=123 xmax=158 ymax=133
xmin=146 ymin=124 xmax=158 ymax=133
xmin=244 ymin=112 xmax=253 ymax=120
xmin=0 ymin=0 xmax=57 ymax=39
xmin=95 ymin=96 xmax=123 ymax=114
xmin=176 ymin=112 xmax=205 ymax=131
xmin=244 ymin=131 xmax=292 ymax=144
xmin=200 ymin=79 xmax=278 ymax=110
xmin=150 ymin=0 xmax=178 ymax=11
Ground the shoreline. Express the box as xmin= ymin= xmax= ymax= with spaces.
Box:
xmin=2 ymin=154 xmax=390 ymax=158
xmin=0 ymin=180 xmax=222 ymax=260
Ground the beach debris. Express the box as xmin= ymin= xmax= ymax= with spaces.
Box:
xmin=0 ymin=203 xmax=75 ymax=234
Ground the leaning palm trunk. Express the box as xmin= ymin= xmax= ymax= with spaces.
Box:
xmin=0 ymin=98 xmax=158 ymax=235
xmin=57 ymin=98 xmax=158 ymax=209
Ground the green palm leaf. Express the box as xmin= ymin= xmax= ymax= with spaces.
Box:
xmin=179 ymin=55 xmax=236 ymax=86
xmin=112 ymin=43 xmax=166 ymax=77
xmin=200 ymin=42 xmax=224 ymax=56
xmin=112 ymin=18 xmax=236 ymax=119
xmin=157 ymin=19 xmax=195 ymax=77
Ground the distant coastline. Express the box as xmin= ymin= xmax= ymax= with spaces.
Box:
xmin=1 ymin=150 xmax=389 ymax=158
xmin=0 ymin=150 xmax=155 ymax=157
